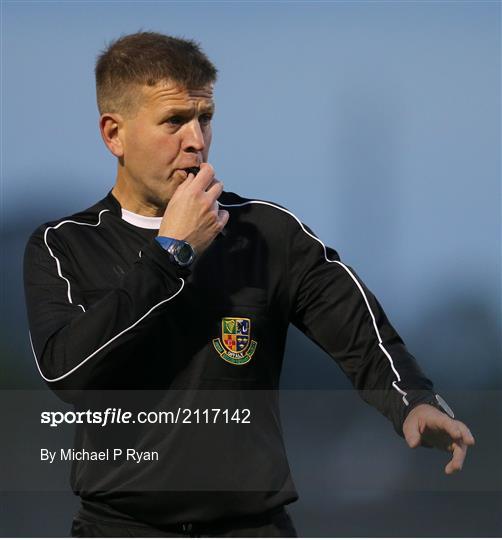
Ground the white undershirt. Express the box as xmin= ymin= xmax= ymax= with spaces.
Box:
xmin=121 ymin=208 xmax=162 ymax=230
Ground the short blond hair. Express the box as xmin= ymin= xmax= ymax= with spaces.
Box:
xmin=95 ymin=31 xmax=218 ymax=117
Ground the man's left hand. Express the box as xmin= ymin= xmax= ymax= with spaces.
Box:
xmin=402 ymin=404 xmax=475 ymax=475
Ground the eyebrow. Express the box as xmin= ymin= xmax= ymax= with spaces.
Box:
xmin=160 ymin=104 xmax=215 ymax=117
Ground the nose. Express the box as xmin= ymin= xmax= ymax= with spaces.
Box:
xmin=182 ymin=118 xmax=205 ymax=154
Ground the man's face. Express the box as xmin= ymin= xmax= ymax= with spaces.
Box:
xmin=117 ymin=80 xmax=215 ymax=207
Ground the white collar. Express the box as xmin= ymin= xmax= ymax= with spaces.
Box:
xmin=121 ymin=208 xmax=162 ymax=230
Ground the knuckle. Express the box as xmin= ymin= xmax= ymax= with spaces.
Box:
xmin=208 ymin=209 xmax=219 ymax=225
xmin=210 ymin=180 xmax=222 ymax=193
xmin=201 ymin=198 xmax=213 ymax=212
xmin=185 ymin=182 xmax=196 ymax=196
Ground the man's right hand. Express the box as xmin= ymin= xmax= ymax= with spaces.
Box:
xmin=158 ymin=163 xmax=229 ymax=256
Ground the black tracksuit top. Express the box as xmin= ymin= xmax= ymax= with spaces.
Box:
xmin=23 ymin=189 xmax=437 ymax=527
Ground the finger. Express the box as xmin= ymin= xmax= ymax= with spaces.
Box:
xmin=172 ymin=169 xmax=191 ymax=185
xmin=434 ymin=416 xmax=463 ymax=442
xmin=183 ymin=171 xmax=196 ymax=184
xmin=445 ymin=441 xmax=467 ymax=475
xmin=206 ymin=180 xmax=224 ymax=201
xmin=403 ymin=415 xmax=422 ymax=448
xmin=218 ymin=209 xmax=230 ymax=228
xmin=206 ymin=176 xmax=223 ymax=191
xmin=203 ymin=177 xmax=221 ymax=194
xmin=457 ymin=422 xmax=476 ymax=446
xmin=192 ymin=162 xmax=215 ymax=191
xmin=205 ymin=178 xmax=218 ymax=191
xmin=445 ymin=441 xmax=466 ymax=474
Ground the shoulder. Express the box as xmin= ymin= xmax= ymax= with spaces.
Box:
xmin=26 ymin=196 xmax=110 ymax=250
xmin=219 ymin=191 xmax=338 ymax=260
xmin=219 ymin=190 xmax=304 ymax=230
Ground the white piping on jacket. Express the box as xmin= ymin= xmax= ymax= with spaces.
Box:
xmin=43 ymin=209 xmax=110 ymax=311
xmin=30 ymin=282 xmax=185 ymax=383
xmin=32 ymin=209 xmax=185 ymax=382
xmin=219 ymin=199 xmax=410 ymax=406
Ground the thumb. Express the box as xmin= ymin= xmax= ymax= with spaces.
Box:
xmin=403 ymin=417 xmax=422 ymax=448
xmin=406 ymin=433 xmax=421 ymax=448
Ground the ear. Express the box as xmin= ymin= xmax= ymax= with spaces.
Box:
xmin=99 ymin=113 xmax=125 ymax=158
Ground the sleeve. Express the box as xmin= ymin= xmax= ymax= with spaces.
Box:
xmin=23 ymin=226 xmax=190 ymax=401
xmin=286 ymin=216 xmax=438 ymax=438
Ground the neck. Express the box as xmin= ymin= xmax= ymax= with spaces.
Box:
xmin=112 ymin=171 xmax=166 ymax=217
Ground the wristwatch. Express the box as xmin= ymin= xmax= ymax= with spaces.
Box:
xmin=155 ymin=236 xmax=196 ymax=267
xmin=423 ymin=393 xmax=455 ymax=419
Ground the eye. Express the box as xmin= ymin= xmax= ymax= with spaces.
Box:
xmin=166 ymin=116 xmax=184 ymax=126
xmin=199 ymin=113 xmax=213 ymax=126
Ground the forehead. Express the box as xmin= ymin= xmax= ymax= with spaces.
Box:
xmin=139 ymin=81 xmax=215 ymax=113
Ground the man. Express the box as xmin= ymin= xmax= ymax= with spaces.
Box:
xmin=24 ymin=31 xmax=475 ymax=537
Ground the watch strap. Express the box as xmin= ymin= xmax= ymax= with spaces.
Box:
xmin=423 ymin=393 xmax=455 ymax=419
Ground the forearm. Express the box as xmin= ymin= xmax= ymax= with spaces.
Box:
xmin=26 ymin=237 xmax=190 ymax=394
xmin=287 ymin=216 xmax=436 ymax=437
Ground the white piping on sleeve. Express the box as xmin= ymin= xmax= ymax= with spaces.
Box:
xmin=43 ymin=209 xmax=110 ymax=306
xmin=219 ymin=199 xmax=410 ymax=406
xmin=33 ymin=208 xmax=186 ymax=382
xmin=30 ymin=278 xmax=186 ymax=383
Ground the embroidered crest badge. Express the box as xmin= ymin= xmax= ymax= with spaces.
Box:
xmin=212 ymin=317 xmax=258 ymax=365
